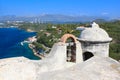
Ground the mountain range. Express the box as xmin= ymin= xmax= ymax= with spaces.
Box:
xmin=0 ymin=14 xmax=113 ymax=23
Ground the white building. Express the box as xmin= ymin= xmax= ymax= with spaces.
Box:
xmin=36 ymin=22 xmax=113 ymax=68
xmin=76 ymin=22 xmax=112 ymax=61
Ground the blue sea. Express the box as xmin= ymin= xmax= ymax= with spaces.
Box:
xmin=0 ymin=28 xmax=40 ymax=60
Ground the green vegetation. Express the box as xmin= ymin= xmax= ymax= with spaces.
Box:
xmin=19 ymin=23 xmax=49 ymax=32
xmin=35 ymin=23 xmax=82 ymax=49
xmin=19 ymin=21 xmax=120 ymax=61
xmin=99 ymin=21 xmax=120 ymax=60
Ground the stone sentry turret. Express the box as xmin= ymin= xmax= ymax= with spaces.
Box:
xmin=77 ymin=22 xmax=112 ymax=61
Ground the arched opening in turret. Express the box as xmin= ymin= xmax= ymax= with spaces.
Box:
xmin=60 ymin=34 xmax=77 ymax=63
xmin=66 ymin=37 xmax=76 ymax=62
xmin=83 ymin=52 xmax=94 ymax=61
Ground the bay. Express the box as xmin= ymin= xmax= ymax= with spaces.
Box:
xmin=0 ymin=28 xmax=40 ymax=60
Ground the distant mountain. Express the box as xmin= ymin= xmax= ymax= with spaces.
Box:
xmin=0 ymin=14 xmax=110 ymax=23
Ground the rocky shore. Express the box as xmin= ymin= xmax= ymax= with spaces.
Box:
xmin=28 ymin=43 xmax=45 ymax=59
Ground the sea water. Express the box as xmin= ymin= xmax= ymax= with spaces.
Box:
xmin=0 ymin=28 xmax=40 ymax=60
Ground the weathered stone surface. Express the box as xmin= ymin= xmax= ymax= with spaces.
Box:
xmin=78 ymin=22 xmax=112 ymax=42
xmin=37 ymin=56 xmax=120 ymax=80
xmin=0 ymin=57 xmax=37 ymax=80
xmin=77 ymin=22 xmax=112 ymax=57
xmin=0 ymin=56 xmax=120 ymax=80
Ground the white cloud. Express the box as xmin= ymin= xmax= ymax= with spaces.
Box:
xmin=101 ymin=12 xmax=109 ymax=15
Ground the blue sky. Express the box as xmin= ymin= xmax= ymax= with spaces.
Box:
xmin=0 ymin=0 xmax=120 ymax=18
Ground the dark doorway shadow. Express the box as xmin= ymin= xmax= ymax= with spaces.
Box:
xmin=83 ymin=52 xmax=94 ymax=61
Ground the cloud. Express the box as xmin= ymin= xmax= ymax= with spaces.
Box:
xmin=101 ymin=12 xmax=109 ymax=15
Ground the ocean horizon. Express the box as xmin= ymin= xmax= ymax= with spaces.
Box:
xmin=0 ymin=28 xmax=40 ymax=60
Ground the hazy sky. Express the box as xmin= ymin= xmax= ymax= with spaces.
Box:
xmin=0 ymin=0 xmax=120 ymax=18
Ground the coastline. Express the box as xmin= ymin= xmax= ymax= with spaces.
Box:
xmin=17 ymin=27 xmax=42 ymax=59
xmin=27 ymin=29 xmax=36 ymax=32
xmin=28 ymin=43 xmax=45 ymax=59
xmin=0 ymin=26 xmax=18 ymax=28
xmin=0 ymin=27 xmax=40 ymax=60
xmin=0 ymin=26 xmax=47 ymax=59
